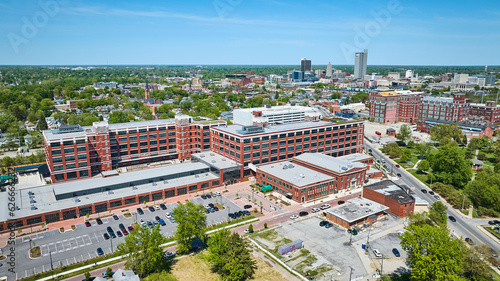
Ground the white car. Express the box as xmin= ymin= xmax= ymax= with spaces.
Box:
xmin=154 ymin=205 xmax=160 ymax=211
xmin=165 ymin=212 xmax=172 ymax=219
xmin=373 ymin=249 xmax=382 ymax=257
xmin=311 ymin=208 xmax=320 ymax=213
xmin=203 ymin=204 xmax=210 ymax=209
xmin=290 ymin=215 xmax=298 ymax=219
xmin=140 ymin=218 xmax=145 ymax=224
xmin=213 ymin=192 xmax=221 ymax=196
xmin=320 ymin=204 xmax=331 ymax=210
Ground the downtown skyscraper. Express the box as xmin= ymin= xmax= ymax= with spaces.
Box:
xmin=354 ymin=49 xmax=368 ymax=79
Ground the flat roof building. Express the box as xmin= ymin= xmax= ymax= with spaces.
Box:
xmin=323 ymin=197 xmax=388 ymax=229
xmin=232 ymin=104 xmax=322 ymax=126
xmin=256 ymin=153 xmax=368 ymax=203
xmin=363 ymin=180 xmax=415 ymax=217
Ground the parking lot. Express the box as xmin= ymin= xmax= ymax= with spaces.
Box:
xmin=254 ymin=213 xmax=407 ymax=280
xmin=0 ymin=194 xmax=244 ymax=280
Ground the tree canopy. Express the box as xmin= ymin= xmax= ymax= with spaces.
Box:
xmin=206 ymin=228 xmax=256 ymax=281
xmin=430 ymin=123 xmax=467 ymax=145
xmin=173 ymin=201 xmax=207 ymax=254
xmin=116 ymin=225 xmax=168 ymax=278
xmin=397 ymin=124 xmax=412 ymax=144
xmin=429 ymin=143 xmax=472 ymax=189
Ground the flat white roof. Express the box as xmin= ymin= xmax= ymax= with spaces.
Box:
xmin=212 ymin=120 xmax=358 ymax=137
xmin=325 ymin=197 xmax=388 ymax=223
xmin=257 ymin=161 xmax=334 ymax=187
xmin=294 ymin=153 xmax=366 ymax=173
xmin=0 ymin=163 xmax=219 ymax=223
xmin=192 ymin=152 xmax=241 ymax=170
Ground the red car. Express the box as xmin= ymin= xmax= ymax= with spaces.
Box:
xmin=85 ymin=221 xmax=91 ymax=227
xmin=128 ymin=226 xmax=134 ymax=232
xmin=395 ymin=164 xmax=401 ymax=168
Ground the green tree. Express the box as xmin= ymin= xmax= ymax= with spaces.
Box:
xmin=173 ymin=201 xmax=207 ymax=254
xmin=401 ymin=224 xmax=465 ymax=281
xmin=381 ymin=142 xmax=402 ymax=158
xmin=494 ymin=162 xmax=500 ymax=173
xmin=430 ymin=123 xmax=466 ymax=145
xmin=398 ymin=124 xmax=412 ymax=144
xmin=417 ymin=160 xmax=430 ymax=172
xmin=465 ymin=169 xmax=500 ymax=213
xmin=108 ymin=111 xmax=130 ymax=124
xmin=206 ymin=228 xmax=256 ymax=281
xmin=84 ymin=271 xmax=91 ymax=281
xmin=248 ymin=224 xmax=253 ymax=233
xmin=428 ymin=201 xmax=447 ymax=227
xmin=430 ymin=143 xmax=472 ymax=189
xmin=116 ymin=224 xmax=168 ymax=278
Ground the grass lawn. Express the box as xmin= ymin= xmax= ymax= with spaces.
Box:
xmin=170 ymin=251 xmax=289 ymax=281
xmin=408 ymin=170 xmax=431 ymax=187
xmin=30 ymin=246 xmax=41 ymax=258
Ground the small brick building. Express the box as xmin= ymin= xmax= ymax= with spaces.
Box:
xmin=323 ymin=197 xmax=388 ymax=229
xmin=363 ymin=180 xmax=415 ymax=217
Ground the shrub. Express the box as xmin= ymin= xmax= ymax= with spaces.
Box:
xmin=477 ymin=153 xmax=486 ymax=161
xmin=264 ymin=223 xmax=268 ymax=229
xmin=476 ymin=206 xmax=500 ymax=218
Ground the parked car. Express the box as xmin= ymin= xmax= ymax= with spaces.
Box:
xmin=244 ymin=205 xmax=252 ymax=209
xmin=122 ymin=229 xmax=129 ymax=235
xmin=392 ymin=248 xmax=401 ymax=257
xmin=488 ymin=220 xmax=495 ymax=225
xmin=160 ymin=204 xmax=167 ymax=210
xmin=113 ymin=215 xmax=119 ymax=220
xmin=373 ymin=249 xmax=382 ymax=257
xmin=154 ymin=205 xmax=161 ymax=211
xmin=319 ymin=221 xmax=327 ymax=227
xmin=421 ymin=189 xmax=427 ymax=193
xmin=103 ymin=233 xmax=110 ymax=240
xmin=128 ymin=226 xmax=134 ymax=232
xmin=213 ymin=206 xmax=219 ymax=211
xmin=164 ymin=251 xmax=176 ymax=259
xmin=119 ymin=223 xmax=125 ymax=230
xmin=206 ymin=194 xmax=212 ymax=199
xmin=155 ymin=216 xmax=161 ymax=222
xmin=465 ymin=238 xmax=474 ymax=245
xmin=290 ymin=215 xmax=298 ymax=219
xmin=201 ymin=195 xmax=207 ymax=199
xmin=325 ymin=223 xmax=333 ymax=228
xmin=85 ymin=221 xmax=91 ymax=227
xmin=148 ymin=206 xmax=155 ymax=212
xmin=337 ymin=200 xmax=345 ymax=205
xmin=243 ymin=210 xmax=250 ymax=216
xmin=137 ymin=208 xmax=144 ymax=215
xmin=116 ymin=231 xmax=123 ymax=237
xmin=109 ymin=232 xmax=116 ymax=239
xmin=299 ymin=211 xmax=308 ymax=217
xmin=320 ymin=204 xmax=331 ymax=210
xmin=140 ymin=218 xmax=145 ymax=224
xmin=97 ymin=248 xmax=104 ymax=256
xmin=96 ymin=218 xmax=103 ymax=225
xmin=448 ymin=216 xmax=457 ymax=222
xmin=159 ymin=219 xmax=166 ymax=226
xmin=213 ymin=192 xmax=221 ymax=196
xmin=102 ymin=270 xmax=114 ymax=278
xmin=311 ymin=208 xmax=320 ymax=213
xmin=147 ymin=221 xmax=153 ymax=228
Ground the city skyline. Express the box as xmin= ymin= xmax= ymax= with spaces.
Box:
xmin=0 ymin=0 xmax=499 ymax=65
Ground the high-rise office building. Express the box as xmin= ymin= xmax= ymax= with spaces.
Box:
xmin=354 ymin=49 xmax=368 ymax=79
xmin=326 ymin=62 xmax=333 ymax=77
xmin=301 ymin=58 xmax=312 ymax=72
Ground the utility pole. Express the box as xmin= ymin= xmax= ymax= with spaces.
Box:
xmin=349 ymin=266 xmax=354 ymax=281
xmin=380 ymin=254 xmax=384 ymax=277
xmin=49 ymin=251 xmax=54 ymax=280
xmin=110 ymin=237 xmax=113 ymax=252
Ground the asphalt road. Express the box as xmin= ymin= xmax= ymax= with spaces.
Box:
xmin=364 ymin=142 xmax=500 ymax=253
xmin=0 ymin=195 xmax=242 ymax=280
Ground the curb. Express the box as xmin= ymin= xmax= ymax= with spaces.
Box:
xmin=476 ymin=225 xmax=500 ymax=247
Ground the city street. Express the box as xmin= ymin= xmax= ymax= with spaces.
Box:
xmin=364 ymin=141 xmax=500 ymax=254
xmin=0 ymin=195 xmax=242 ymax=280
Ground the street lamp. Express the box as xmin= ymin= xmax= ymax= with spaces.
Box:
xmin=349 ymin=266 xmax=354 ymax=281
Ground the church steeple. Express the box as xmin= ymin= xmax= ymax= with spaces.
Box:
xmin=145 ymin=79 xmax=150 ymax=100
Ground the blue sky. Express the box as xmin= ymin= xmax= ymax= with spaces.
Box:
xmin=0 ymin=0 xmax=499 ymax=65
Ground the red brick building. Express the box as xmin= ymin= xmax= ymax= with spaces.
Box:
xmin=362 ymin=180 xmax=415 ymax=217
xmin=469 ymin=101 xmax=500 ymax=124
xmin=323 ymin=197 xmax=388 ymax=229
xmin=210 ymin=120 xmax=365 ymax=178
xmin=255 ymin=153 xmax=368 ymax=203
xmin=416 ymin=119 xmax=497 ymax=139
xmin=43 ymin=116 xmax=226 ymax=183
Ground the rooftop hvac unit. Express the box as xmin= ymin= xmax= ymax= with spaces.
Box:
xmin=31 ymin=205 xmax=37 ymax=210
xmin=222 ymin=158 xmax=226 ymax=161
xmin=283 ymin=165 xmax=289 ymax=170
xmin=200 ymin=154 xmax=205 ymax=158
xmin=300 ymin=174 xmax=305 ymax=178
xmin=211 ymin=160 xmax=216 ymax=163
xmin=164 ymin=180 xmax=168 ymax=184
